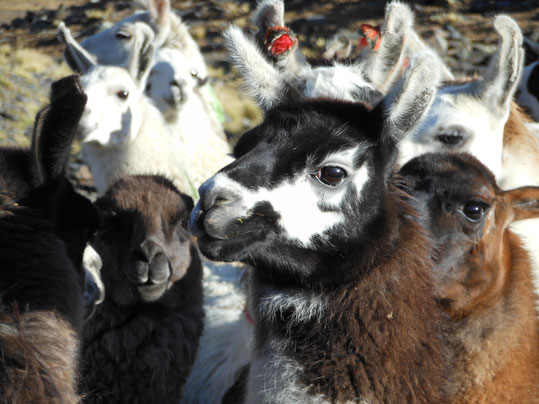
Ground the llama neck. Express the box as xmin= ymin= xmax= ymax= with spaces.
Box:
xmin=447 ymin=231 xmax=539 ymax=403
xmin=247 ymin=206 xmax=448 ymax=403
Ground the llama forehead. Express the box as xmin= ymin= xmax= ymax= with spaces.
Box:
xmin=305 ymin=64 xmax=373 ymax=101
xmin=81 ymin=67 xmax=136 ymax=94
xmin=214 ymin=145 xmax=371 ymax=246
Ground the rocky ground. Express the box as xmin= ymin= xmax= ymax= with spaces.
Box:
xmin=0 ymin=0 xmax=537 ymax=190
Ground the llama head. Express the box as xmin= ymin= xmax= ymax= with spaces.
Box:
xmin=59 ymin=22 xmax=155 ymax=147
xmin=225 ymin=0 xmax=412 ymax=109
xmin=399 ymin=152 xmax=539 ymax=318
xmin=94 ymin=175 xmax=196 ymax=305
xmin=398 ymin=16 xmax=524 ymax=178
xmin=189 ymin=54 xmax=439 ymax=283
xmin=76 ymin=0 xmax=170 ymax=67
xmin=146 ymin=47 xmax=207 ymax=123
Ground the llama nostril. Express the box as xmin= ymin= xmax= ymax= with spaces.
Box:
xmin=148 ymin=253 xmax=170 ymax=284
xmin=127 ymin=260 xmax=149 ymax=284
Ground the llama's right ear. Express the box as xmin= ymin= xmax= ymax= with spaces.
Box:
xmin=224 ymin=25 xmax=301 ymax=110
xmin=480 ymin=15 xmax=524 ymax=112
xmin=504 ymin=186 xmax=539 ymax=222
xmin=148 ymin=0 xmax=171 ymax=46
xmin=363 ymin=1 xmax=412 ymax=94
xmin=32 ymin=75 xmax=87 ymax=184
xmin=58 ymin=22 xmax=96 ymax=74
xmin=127 ymin=25 xmax=156 ymax=89
xmin=380 ymin=52 xmax=440 ymax=143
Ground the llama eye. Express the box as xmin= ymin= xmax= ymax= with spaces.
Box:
xmin=116 ymin=90 xmax=129 ymax=100
xmin=436 ymin=127 xmax=465 ymax=146
xmin=115 ymin=31 xmax=131 ymax=40
xmin=461 ymin=202 xmax=487 ymax=222
xmin=315 ymin=166 xmax=347 ymax=187
xmin=437 ymin=134 xmax=463 ymax=145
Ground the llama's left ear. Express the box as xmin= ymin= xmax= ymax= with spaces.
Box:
xmin=224 ymin=25 xmax=301 ymax=110
xmin=253 ymin=0 xmax=285 ymax=33
xmin=127 ymin=25 xmax=156 ymax=89
xmin=32 ymin=75 xmax=87 ymax=184
xmin=58 ymin=22 xmax=97 ymax=74
xmin=481 ymin=16 xmax=524 ymax=112
xmin=504 ymin=186 xmax=539 ymax=222
xmin=381 ymin=52 xmax=440 ymax=143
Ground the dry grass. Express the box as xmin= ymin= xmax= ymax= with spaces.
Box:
xmin=0 ymin=45 xmax=71 ymax=146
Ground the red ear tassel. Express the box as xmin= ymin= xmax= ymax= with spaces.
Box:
xmin=264 ymin=26 xmax=298 ymax=57
xmin=358 ymin=24 xmax=381 ymax=50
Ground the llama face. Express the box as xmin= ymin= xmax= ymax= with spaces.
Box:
xmin=190 ymin=101 xmax=388 ymax=267
xmin=146 ymin=48 xmax=201 ymax=123
xmin=398 ymin=87 xmax=507 ymax=177
xmin=78 ymin=66 xmax=142 ymax=147
xmin=94 ymin=176 xmax=194 ymax=305
xmin=399 ymin=153 xmax=539 ymax=317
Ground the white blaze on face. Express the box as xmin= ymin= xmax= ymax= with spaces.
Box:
xmin=212 ymin=146 xmax=370 ymax=247
xmin=397 ymin=91 xmax=507 ymax=177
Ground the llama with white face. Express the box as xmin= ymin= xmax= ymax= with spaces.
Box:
xmin=226 ymin=1 xmax=419 ymax=109
xmin=190 ymin=54 xmax=449 ymax=403
xmin=397 ymin=16 xmax=525 ymax=185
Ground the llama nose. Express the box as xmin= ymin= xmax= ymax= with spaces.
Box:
xmin=139 ymin=239 xmax=163 ymax=263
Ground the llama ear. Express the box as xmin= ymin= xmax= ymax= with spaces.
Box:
xmin=363 ymin=1 xmax=412 ymax=94
xmin=58 ymin=22 xmax=97 ymax=74
xmin=504 ymin=186 xmax=539 ymax=222
xmin=481 ymin=15 xmax=524 ymax=111
xmin=32 ymin=75 xmax=87 ymax=184
xmin=224 ymin=25 xmax=301 ymax=110
xmin=127 ymin=25 xmax=156 ymax=88
xmin=147 ymin=0 xmax=171 ymax=46
xmin=253 ymin=0 xmax=285 ymax=32
xmin=381 ymin=52 xmax=440 ymax=143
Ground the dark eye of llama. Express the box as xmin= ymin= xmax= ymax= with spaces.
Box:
xmin=116 ymin=90 xmax=129 ymax=100
xmin=461 ymin=201 xmax=488 ymax=222
xmin=436 ymin=128 xmax=464 ymax=146
xmin=314 ymin=166 xmax=347 ymax=187
xmin=115 ymin=31 xmax=131 ymax=40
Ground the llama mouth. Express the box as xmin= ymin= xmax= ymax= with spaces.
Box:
xmin=189 ymin=201 xmax=229 ymax=240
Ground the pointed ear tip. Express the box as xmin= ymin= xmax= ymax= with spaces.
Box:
xmin=493 ymin=15 xmax=521 ymax=37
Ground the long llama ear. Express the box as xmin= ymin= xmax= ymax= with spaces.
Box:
xmin=381 ymin=52 xmax=441 ymax=143
xmin=58 ymin=22 xmax=97 ymax=74
xmin=481 ymin=15 xmax=524 ymax=112
xmin=147 ymin=0 xmax=171 ymax=47
xmin=224 ymin=25 xmax=301 ymax=110
xmin=127 ymin=25 xmax=156 ymax=88
xmin=31 ymin=75 xmax=87 ymax=185
xmin=364 ymin=1 xmax=412 ymax=95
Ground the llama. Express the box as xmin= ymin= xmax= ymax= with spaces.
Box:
xmin=59 ymin=23 xmax=231 ymax=198
xmin=226 ymin=1 xmax=418 ymax=109
xmin=68 ymin=0 xmax=226 ymax=139
xmin=0 ymin=75 xmax=99 ymax=403
xmin=517 ymin=60 xmax=539 ymax=121
xmin=189 ymin=54 xmax=449 ymax=403
xmin=81 ymin=175 xmax=204 ymax=403
xmin=399 ymin=153 xmax=539 ymax=403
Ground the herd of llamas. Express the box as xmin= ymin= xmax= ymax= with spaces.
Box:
xmin=0 ymin=0 xmax=538 ymax=403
